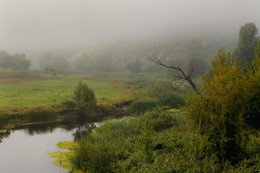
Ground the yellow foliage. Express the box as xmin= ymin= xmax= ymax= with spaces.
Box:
xmin=49 ymin=141 xmax=81 ymax=173
xmin=186 ymin=48 xmax=256 ymax=133
xmin=57 ymin=141 xmax=78 ymax=150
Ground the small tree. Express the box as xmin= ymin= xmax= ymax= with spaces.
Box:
xmin=73 ymin=81 xmax=96 ymax=112
xmin=234 ymin=22 xmax=259 ymax=67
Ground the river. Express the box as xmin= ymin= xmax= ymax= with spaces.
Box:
xmin=0 ymin=122 xmax=80 ymax=173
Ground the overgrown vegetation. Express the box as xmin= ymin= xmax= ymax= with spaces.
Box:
xmin=50 ymin=108 xmax=259 ymax=172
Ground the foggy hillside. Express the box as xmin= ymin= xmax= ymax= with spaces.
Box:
xmin=0 ymin=0 xmax=259 ymax=70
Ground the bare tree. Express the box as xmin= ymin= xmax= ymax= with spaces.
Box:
xmin=145 ymin=46 xmax=201 ymax=95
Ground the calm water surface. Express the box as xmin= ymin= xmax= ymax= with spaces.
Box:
xmin=0 ymin=125 xmax=76 ymax=173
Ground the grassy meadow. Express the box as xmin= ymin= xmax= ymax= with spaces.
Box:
xmin=0 ymin=73 xmax=124 ymax=109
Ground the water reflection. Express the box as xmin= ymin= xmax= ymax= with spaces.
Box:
xmin=0 ymin=114 xmax=115 ymax=173
xmin=0 ymin=131 xmax=10 ymax=143
xmin=23 ymin=122 xmax=59 ymax=135
xmin=0 ymin=111 xmax=117 ymax=142
xmin=73 ymin=123 xmax=96 ymax=141
xmin=0 ymin=128 xmax=73 ymax=173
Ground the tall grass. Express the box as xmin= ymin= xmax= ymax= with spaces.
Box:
xmin=69 ymin=109 xmax=224 ymax=172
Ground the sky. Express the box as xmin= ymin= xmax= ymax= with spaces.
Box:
xmin=0 ymin=0 xmax=260 ymax=54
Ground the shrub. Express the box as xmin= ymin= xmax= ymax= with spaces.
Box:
xmin=153 ymin=91 xmax=185 ymax=108
xmin=140 ymin=108 xmax=183 ymax=132
xmin=71 ymin=117 xmax=140 ymax=172
xmin=149 ymin=83 xmax=186 ymax=108
xmin=72 ymin=142 xmax=115 ymax=172
xmin=73 ymin=81 xmax=96 ymax=112
xmin=129 ymin=99 xmax=158 ymax=114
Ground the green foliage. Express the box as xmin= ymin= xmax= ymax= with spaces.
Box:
xmin=71 ymin=112 xmax=220 ymax=172
xmin=234 ymin=22 xmax=259 ymax=67
xmin=255 ymin=40 xmax=260 ymax=58
xmin=127 ymin=60 xmax=142 ymax=73
xmin=140 ymin=108 xmax=183 ymax=132
xmin=149 ymin=83 xmax=186 ymax=108
xmin=0 ymin=51 xmax=30 ymax=71
xmin=185 ymin=48 xmax=256 ymax=164
xmin=0 ymin=113 xmax=9 ymax=128
xmin=49 ymin=141 xmax=79 ymax=171
xmin=129 ymin=99 xmax=158 ymax=114
xmin=23 ymin=110 xmax=58 ymax=123
xmin=246 ymin=48 xmax=260 ymax=128
xmin=50 ymin=109 xmax=259 ymax=172
xmin=72 ymin=142 xmax=115 ymax=172
xmin=141 ymin=120 xmax=153 ymax=163
xmin=73 ymin=81 xmax=96 ymax=112
xmin=71 ymin=117 xmax=140 ymax=172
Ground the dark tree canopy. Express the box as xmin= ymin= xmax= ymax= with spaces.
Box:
xmin=0 ymin=51 xmax=31 ymax=71
xmin=234 ymin=22 xmax=259 ymax=67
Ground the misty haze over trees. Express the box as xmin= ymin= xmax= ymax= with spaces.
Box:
xmin=0 ymin=0 xmax=260 ymax=172
xmin=1 ymin=0 xmax=259 ymax=73
xmin=0 ymin=51 xmax=30 ymax=71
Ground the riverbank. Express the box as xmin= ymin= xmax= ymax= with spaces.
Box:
xmin=50 ymin=107 xmax=260 ymax=173
xmin=0 ymin=99 xmax=132 ymax=133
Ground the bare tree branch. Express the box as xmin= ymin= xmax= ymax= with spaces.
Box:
xmin=145 ymin=46 xmax=201 ymax=95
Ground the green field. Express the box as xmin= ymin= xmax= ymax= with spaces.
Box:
xmin=0 ymin=74 xmax=123 ymax=108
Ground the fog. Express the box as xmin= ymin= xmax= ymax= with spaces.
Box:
xmin=0 ymin=0 xmax=260 ymax=61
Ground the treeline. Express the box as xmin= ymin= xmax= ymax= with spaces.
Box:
xmin=37 ymin=35 xmax=236 ymax=74
xmin=0 ymin=51 xmax=31 ymax=71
